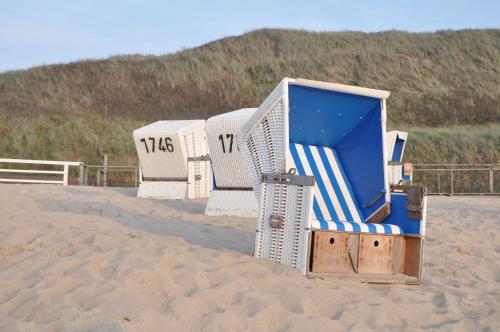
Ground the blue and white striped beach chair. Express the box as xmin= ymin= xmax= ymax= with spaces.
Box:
xmin=238 ymin=78 xmax=427 ymax=283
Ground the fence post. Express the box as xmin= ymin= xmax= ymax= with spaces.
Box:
xmin=79 ymin=163 xmax=84 ymax=185
xmin=490 ymin=168 xmax=494 ymax=194
xmin=63 ymin=164 xmax=69 ymax=185
xmin=103 ymin=155 xmax=108 ymax=187
xmin=437 ymin=170 xmax=441 ymax=194
xmin=134 ymin=166 xmax=138 ymax=188
xmin=84 ymin=165 xmax=88 ymax=186
xmin=96 ymin=168 xmax=101 ymax=186
xmin=450 ymin=169 xmax=454 ymax=196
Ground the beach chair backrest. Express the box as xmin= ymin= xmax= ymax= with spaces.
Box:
xmin=288 ymin=143 xmax=364 ymax=224
xmin=133 ymin=120 xmax=207 ymax=179
xmin=238 ymin=78 xmax=392 ymax=220
xmin=206 ymin=108 xmax=257 ymax=189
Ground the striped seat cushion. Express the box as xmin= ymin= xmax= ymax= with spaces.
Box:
xmin=310 ymin=219 xmax=403 ymax=235
xmin=289 ymin=143 xmax=402 ymax=235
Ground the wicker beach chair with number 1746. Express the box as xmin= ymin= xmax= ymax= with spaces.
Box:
xmin=133 ymin=120 xmax=211 ymax=199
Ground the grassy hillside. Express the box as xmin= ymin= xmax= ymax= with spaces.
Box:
xmin=0 ymin=29 xmax=499 ymax=165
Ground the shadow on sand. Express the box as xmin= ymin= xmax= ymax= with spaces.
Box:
xmin=39 ymin=198 xmax=255 ymax=255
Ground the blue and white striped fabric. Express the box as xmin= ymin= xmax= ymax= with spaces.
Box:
xmin=289 ymin=143 xmax=364 ymax=224
xmin=310 ymin=219 xmax=402 ymax=235
xmin=289 ymin=143 xmax=402 ymax=235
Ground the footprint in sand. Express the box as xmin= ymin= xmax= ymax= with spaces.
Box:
xmin=432 ymin=292 xmax=448 ymax=314
xmin=73 ymin=234 xmax=95 ymax=245
xmin=183 ymin=286 xmax=199 ymax=297
xmin=1 ymin=245 xmax=24 ymax=256
xmin=243 ymin=296 xmax=267 ymax=317
xmin=331 ymin=309 xmax=343 ymax=320
xmin=463 ymin=309 xmax=480 ymax=320
xmin=56 ymin=246 xmax=77 ymax=257
xmin=231 ymin=291 xmax=244 ymax=305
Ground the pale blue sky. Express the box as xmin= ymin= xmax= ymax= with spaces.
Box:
xmin=0 ymin=0 xmax=498 ymax=73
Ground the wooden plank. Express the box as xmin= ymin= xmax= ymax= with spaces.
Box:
xmin=310 ymin=232 xmax=352 ymax=274
xmin=367 ymin=203 xmax=391 ymax=223
xmin=308 ymin=272 xmax=420 ymax=285
xmin=403 ymin=163 xmax=413 ymax=176
xmin=358 ymin=234 xmax=393 ymax=275
xmin=392 ymin=236 xmax=406 ymax=274
xmin=347 ymin=233 xmax=359 ymax=273
xmin=404 ymin=237 xmax=423 ymax=278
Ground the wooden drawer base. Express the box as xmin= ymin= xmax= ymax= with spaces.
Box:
xmin=309 ymin=231 xmax=423 ymax=283
xmin=310 ymin=232 xmax=359 ymax=274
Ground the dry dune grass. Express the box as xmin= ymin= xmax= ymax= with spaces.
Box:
xmin=0 ymin=29 xmax=499 ymax=166
xmin=0 ymin=184 xmax=499 ymax=331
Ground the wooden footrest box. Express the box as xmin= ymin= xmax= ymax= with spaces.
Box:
xmin=308 ymin=231 xmax=424 ymax=284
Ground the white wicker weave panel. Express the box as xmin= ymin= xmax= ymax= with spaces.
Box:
xmin=183 ymin=125 xmax=209 ymax=158
xmin=206 ymin=108 xmax=257 ymax=188
xmin=205 ymin=190 xmax=258 ymax=217
xmin=238 ymin=79 xmax=289 ymax=200
xmin=133 ymin=120 xmax=206 ymax=179
xmin=187 ymin=160 xmax=212 ymax=199
xmin=137 ymin=181 xmax=187 ymax=199
xmin=254 ymin=180 xmax=314 ymax=274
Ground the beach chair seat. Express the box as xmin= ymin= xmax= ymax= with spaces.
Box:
xmin=311 ymin=220 xmax=402 ymax=235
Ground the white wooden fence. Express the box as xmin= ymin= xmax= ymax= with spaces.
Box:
xmin=0 ymin=158 xmax=81 ymax=185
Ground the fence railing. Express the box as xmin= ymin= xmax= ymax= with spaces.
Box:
xmin=412 ymin=164 xmax=500 ymax=195
xmin=81 ymin=163 xmax=500 ymax=195
xmin=0 ymin=159 xmax=498 ymax=195
xmin=80 ymin=164 xmax=140 ymax=187
xmin=0 ymin=158 xmax=81 ymax=185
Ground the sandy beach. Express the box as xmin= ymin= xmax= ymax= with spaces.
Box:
xmin=0 ymin=184 xmax=498 ymax=331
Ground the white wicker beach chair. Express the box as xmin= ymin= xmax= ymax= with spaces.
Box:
xmin=205 ymin=108 xmax=259 ymax=217
xmin=133 ymin=120 xmax=211 ymax=199
xmin=238 ymin=78 xmax=427 ymax=283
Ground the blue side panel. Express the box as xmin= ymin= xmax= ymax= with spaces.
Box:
xmin=392 ymin=136 xmax=405 ymax=162
xmin=334 ymin=105 xmax=386 ymax=219
xmin=382 ymin=194 xmax=421 ymax=235
xmin=288 ymin=85 xmax=380 ymax=147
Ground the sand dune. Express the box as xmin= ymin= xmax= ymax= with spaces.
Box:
xmin=0 ymin=184 xmax=498 ymax=331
